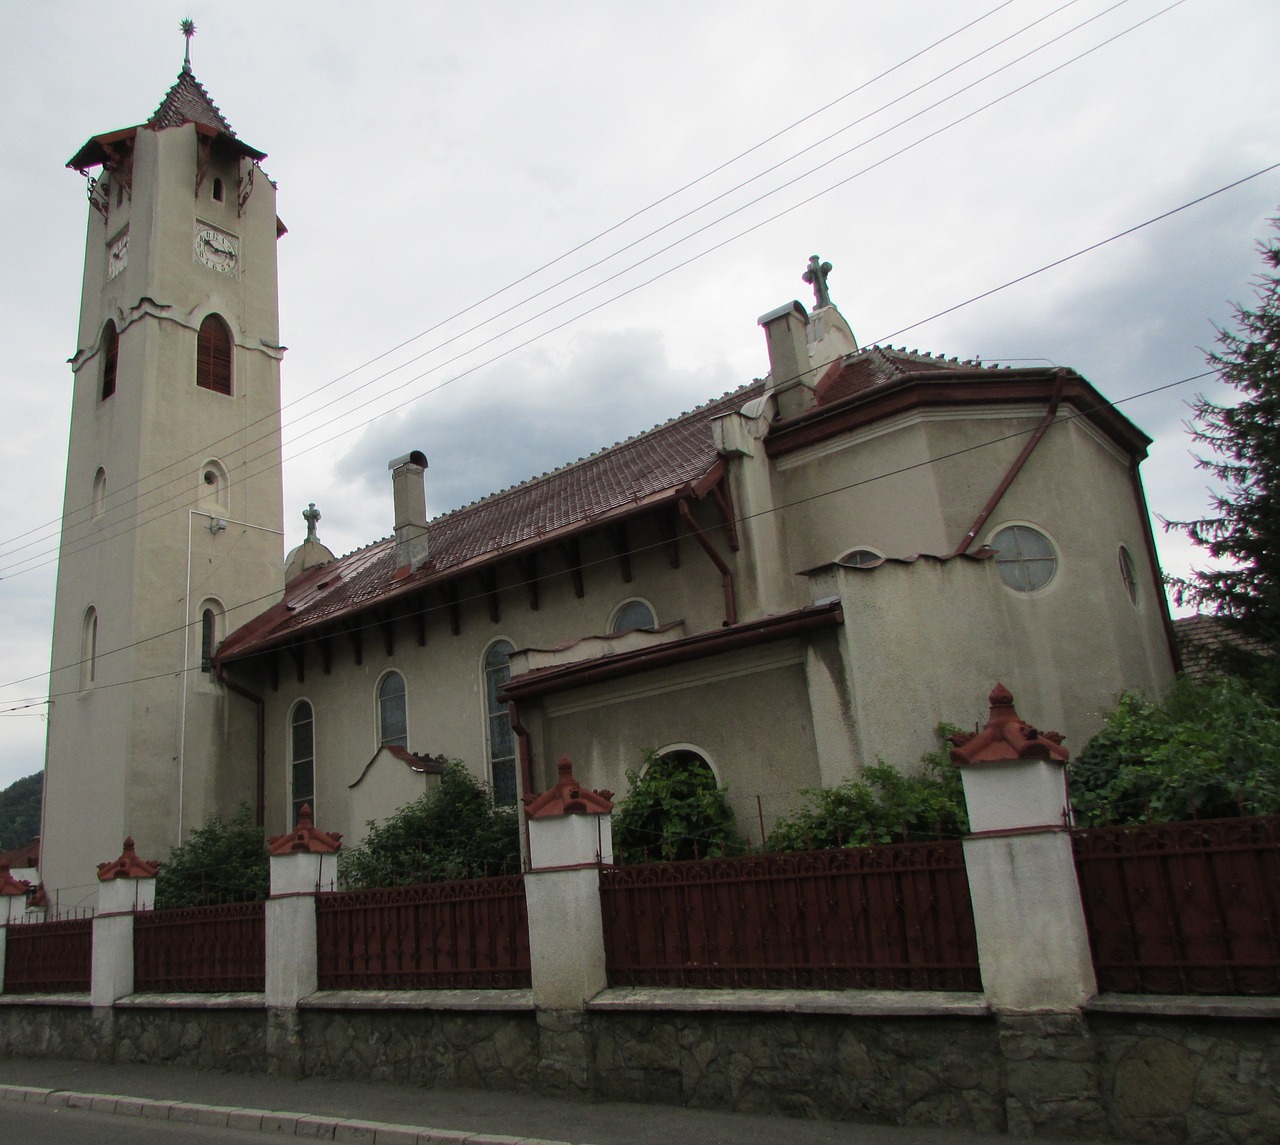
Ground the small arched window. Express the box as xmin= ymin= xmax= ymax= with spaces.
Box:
xmin=81 ymin=606 xmax=98 ymax=689
xmin=199 ymin=603 xmax=225 ymax=673
xmin=290 ymin=700 xmax=315 ymax=827
xmin=483 ymin=640 xmax=517 ymax=806
xmin=378 ymin=671 xmax=408 ymax=749
xmin=212 ymin=177 xmax=224 ymax=202
xmin=610 ymin=599 xmax=656 ymax=635
xmin=199 ymin=459 xmax=230 ymax=511
xmin=1118 ymin=545 xmax=1139 ymax=605
xmin=91 ymin=467 xmax=107 ymax=521
xmin=100 ymin=322 xmax=118 ymax=400
xmin=839 ymin=547 xmax=884 ymax=568
xmin=196 ymin=314 xmax=233 ymax=395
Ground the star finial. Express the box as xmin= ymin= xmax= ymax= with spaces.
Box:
xmin=180 ymin=18 xmax=196 ymax=70
xmin=802 ymin=254 xmax=834 ymax=310
xmin=303 ymin=503 xmax=322 ymax=543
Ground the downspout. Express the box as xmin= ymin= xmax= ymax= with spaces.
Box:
xmin=950 ymin=369 xmax=1067 ymax=557
xmin=508 ymin=700 xmax=533 ymax=868
xmin=679 ymin=497 xmax=738 ymax=626
xmin=217 ymin=667 xmax=266 ymax=828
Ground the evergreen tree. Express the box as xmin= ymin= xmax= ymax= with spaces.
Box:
xmin=1170 ymin=221 xmax=1280 ymax=692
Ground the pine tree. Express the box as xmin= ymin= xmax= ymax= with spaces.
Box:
xmin=1170 ymin=221 xmax=1280 ymax=692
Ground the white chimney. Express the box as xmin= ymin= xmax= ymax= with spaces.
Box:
xmin=758 ymin=300 xmax=816 ymax=419
xmin=388 ymin=450 xmax=429 ymax=571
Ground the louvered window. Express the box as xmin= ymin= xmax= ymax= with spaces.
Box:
xmin=196 ymin=314 xmax=233 ymax=395
xmin=101 ymin=322 xmax=118 ymax=400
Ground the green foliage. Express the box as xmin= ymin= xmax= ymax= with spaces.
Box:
xmin=612 ymin=749 xmax=744 ymax=863
xmin=1070 ymin=677 xmax=1280 ymax=826
xmin=766 ymin=726 xmax=969 ymax=851
xmin=154 ymin=804 xmax=268 ymax=909
xmin=0 ymin=771 xmax=43 ymax=852
xmin=339 ymin=761 xmax=520 ymax=888
xmin=1167 ymin=222 xmax=1280 ymax=691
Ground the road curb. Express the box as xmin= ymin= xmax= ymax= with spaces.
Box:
xmin=0 ymin=1082 xmax=584 ymax=1145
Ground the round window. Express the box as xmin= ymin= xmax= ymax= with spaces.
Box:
xmin=611 ymin=599 xmax=656 ymax=634
xmin=990 ymin=525 xmax=1057 ymax=593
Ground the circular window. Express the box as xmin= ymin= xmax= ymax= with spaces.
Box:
xmin=611 ymin=599 xmax=656 ymax=634
xmin=1118 ymin=545 xmax=1138 ymax=605
xmin=990 ymin=525 xmax=1057 ymax=593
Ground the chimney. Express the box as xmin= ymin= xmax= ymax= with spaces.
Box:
xmin=388 ymin=450 xmax=429 ymax=571
xmin=758 ymin=300 xmax=816 ymax=419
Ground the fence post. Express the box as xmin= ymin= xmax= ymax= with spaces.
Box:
xmin=0 ymin=866 xmax=33 ymax=993
xmin=265 ymin=804 xmax=341 ymax=1076
xmin=91 ymin=838 xmax=159 ymax=1008
xmin=951 ymin=684 xmax=1097 ymax=1010
xmin=522 ymin=756 xmax=614 ymax=1011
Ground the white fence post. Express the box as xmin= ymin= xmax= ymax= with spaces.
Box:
xmin=523 ymin=756 xmax=614 ymax=1010
xmin=90 ymin=838 xmax=158 ymax=1007
xmin=952 ymin=684 xmax=1097 ymax=1011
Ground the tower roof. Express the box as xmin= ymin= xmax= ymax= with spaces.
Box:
xmin=67 ymin=64 xmax=265 ymax=173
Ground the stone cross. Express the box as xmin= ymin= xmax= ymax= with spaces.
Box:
xmin=303 ymin=502 xmax=321 ymax=543
xmin=802 ymin=254 xmax=834 ymax=310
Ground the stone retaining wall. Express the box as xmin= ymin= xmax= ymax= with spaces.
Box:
xmin=1 ymin=1002 xmax=1277 ymax=1142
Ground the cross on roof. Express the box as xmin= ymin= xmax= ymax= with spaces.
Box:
xmin=802 ymin=254 xmax=834 ymax=310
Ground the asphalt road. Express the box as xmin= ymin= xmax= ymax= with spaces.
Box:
xmin=4 ymin=1103 xmax=265 ymax=1144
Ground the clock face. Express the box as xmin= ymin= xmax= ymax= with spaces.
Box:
xmin=107 ymin=231 xmax=129 ymax=279
xmin=194 ymin=226 xmax=239 ymax=275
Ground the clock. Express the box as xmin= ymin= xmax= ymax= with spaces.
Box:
xmin=107 ymin=230 xmax=129 ymax=279
xmin=194 ymin=225 xmax=239 ymax=275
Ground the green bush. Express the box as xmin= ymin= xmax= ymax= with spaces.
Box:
xmin=1070 ymin=677 xmax=1280 ymax=825
xmin=766 ymin=727 xmax=969 ymax=850
xmin=339 ymin=760 xmax=520 ymax=887
xmin=154 ymin=804 xmax=269 ymax=909
xmin=612 ymin=749 xmax=744 ymax=863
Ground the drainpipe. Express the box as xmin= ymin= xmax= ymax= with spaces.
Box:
xmin=950 ymin=369 xmax=1067 ymax=557
xmin=678 ymin=497 xmax=737 ymax=626
xmin=508 ymin=700 xmax=533 ymax=869
xmin=217 ymin=668 xmax=266 ymax=827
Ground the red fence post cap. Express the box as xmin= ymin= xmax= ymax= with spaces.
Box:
xmin=523 ymin=755 xmax=614 ymax=819
xmin=949 ymin=683 xmax=1069 ymax=766
xmin=96 ymin=836 xmax=161 ymax=881
xmin=0 ymin=864 xmax=31 ymax=896
xmin=268 ymin=802 xmax=343 ymax=855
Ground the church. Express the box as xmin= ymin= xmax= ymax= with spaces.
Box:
xmin=37 ymin=54 xmax=1177 ymax=905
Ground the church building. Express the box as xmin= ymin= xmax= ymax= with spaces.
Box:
xmin=37 ymin=54 xmax=1177 ymax=904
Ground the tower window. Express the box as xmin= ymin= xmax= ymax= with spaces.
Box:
xmin=378 ymin=671 xmax=408 ymax=749
xmin=196 ymin=314 xmax=233 ymax=395
xmin=212 ymin=177 xmax=224 ymax=202
xmin=483 ymin=640 xmax=517 ymax=806
xmin=199 ymin=459 xmax=230 ymax=512
xmin=199 ymin=604 xmax=225 ymax=673
xmin=91 ymin=467 xmax=107 ymax=521
xmin=81 ymin=606 xmax=98 ymax=689
xmin=290 ymin=700 xmax=315 ymax=827
xmin=100 ymin=322 xmax=118 ymax=400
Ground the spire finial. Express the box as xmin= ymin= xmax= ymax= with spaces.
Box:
xmin=303 ymin=503 xmax=322 ymax=543
xmin=802 ymin=254 xmax=834 ymax=310
xmin=180 ymin=18 xmax=196 ymax=70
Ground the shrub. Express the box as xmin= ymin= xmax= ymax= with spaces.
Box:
xmin=1070 ymin=676 xmax=1280 ymax=825
xmin=766 ymin=726 xmax=969 ymax=850
xmin=612 ymin=749 xmax=744 ymax=863
xmin=154 ymin=804 xmax=269 ymax=909
xmin=339 ymin=760 xmax=520 ymax=887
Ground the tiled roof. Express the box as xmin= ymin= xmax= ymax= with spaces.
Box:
xmin=0 ymin=837 xmax=39 ymax=870
xmin=1172 ymin=614 xmax=1268 ymax=682
xmin=816 ymin=345 xmax=992 ymax=405
xmin=218 ymin=382 xmax=763 ymax=660
xmin=148 ymin=65 xmax=237 ymax=135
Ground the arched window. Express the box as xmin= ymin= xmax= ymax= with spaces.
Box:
xmin=990 ymin=524 xmax=1058 ymax=593
xmin=199 ymin=459 xmax=230 ymax=511
xmin=196 ymin=314 xmax=233 ymax=395
xmin=839 ymin=547 xmax=884 ymax=568
xmin=199 ymin=601 xmax=225 ymax=673
xmin=1118 ymin=545 xmax=1139 ymax=605
xmin=290 ymin=700 xmax=315 ymax=827
xmin=91 ymin=467 xmax=107 ymax=521
xmin=378 ymin=671 xmax=408 ymax=749
xmin=81 ymin=606 xmax=98 ymax=689
xmin=483 ymin=640 xmax=517 ymax=806
xmin=610 ymin=598 xmax=656 ymax=635
xmin=100 ymin=322 xmax=118 ymax=400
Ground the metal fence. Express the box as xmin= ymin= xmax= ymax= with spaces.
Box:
xmin=2 ymin=916 xmax=93 ymax=993
xmin=1073 ymin=815 xmax=1280 ymax=995
xmin=316 ymin=875 xmax=531 ymax=990
xmin=600 ymin=842 xmax=981 ymax=990
xmin=133 ymin=901 xmax=266 ymax=992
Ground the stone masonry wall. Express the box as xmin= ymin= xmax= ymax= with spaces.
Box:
xmin=1 ymin=1002 xmax=1277 ymax=1142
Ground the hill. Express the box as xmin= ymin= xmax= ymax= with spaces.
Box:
xmin=0 ymin=772 xmax=42 ymax=851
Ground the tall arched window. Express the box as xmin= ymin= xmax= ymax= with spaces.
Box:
xmin=483 ymin=640 xmax=517 ymax=806
xmin=81 ymin=606 xmax=98 ymax=689
xmin=196 ymin=314 xmax=233 ymax=395
xmin=91 ymin=467 xmax=107 ymax=521
xmin=199 ymin=459 xmax=230 ymax=512
xmin=199 ymin=602 xmax=226 ymax=674
xmin=290 ymin=701 xmax=315 ymax=827
xmin=100 ymin=322 xmax=118 ymax=400
xmin=377 ymin=671 xmax=408 ymax=749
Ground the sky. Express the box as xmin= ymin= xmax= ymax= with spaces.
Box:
xmin=0 ymin=0 xmax=1277 ymax=791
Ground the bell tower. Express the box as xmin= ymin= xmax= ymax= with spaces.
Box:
xmin=39 ymin=42 xmax=286 ymax=905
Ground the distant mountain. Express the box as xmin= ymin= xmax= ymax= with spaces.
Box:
xmin=0 ymin=772 xmax=42 ymax=851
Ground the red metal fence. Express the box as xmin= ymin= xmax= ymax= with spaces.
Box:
xmin=1073 ymin=815 xmax=1280 ymax=995
xmin=2 ymin=916 xmax=93 ymax=993
xmin=316 ymin=875 xmax=531 ymax=990
xmin=600 ymin=842 xmax=981 ymax=990
xmin=133 ymin=901 xmax=266 ymax=992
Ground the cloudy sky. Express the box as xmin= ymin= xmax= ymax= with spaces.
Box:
xmin=0 ymin=0 xmax=1277 ymax=790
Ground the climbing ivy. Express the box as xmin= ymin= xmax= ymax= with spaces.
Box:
xmin=612 ymin=749 xmax=744 ymax=863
